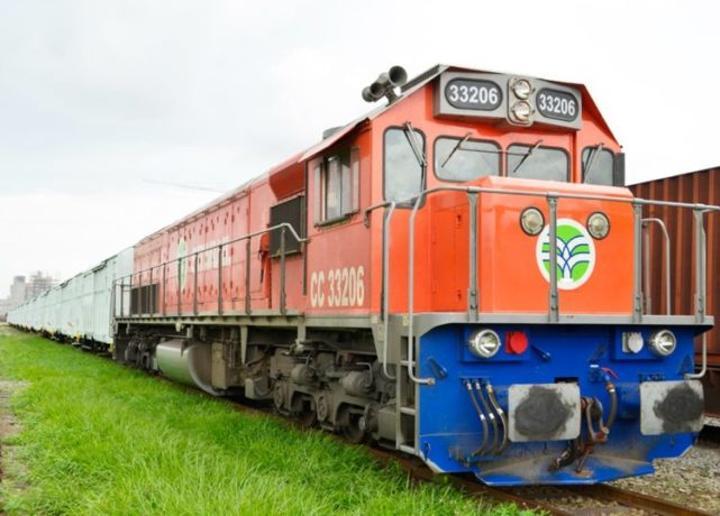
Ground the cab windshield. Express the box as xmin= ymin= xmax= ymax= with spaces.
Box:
xmin=434 ymin=137 xmax=500 ymax=182
xmin=507 ymin=144 xmax=569 ymax=182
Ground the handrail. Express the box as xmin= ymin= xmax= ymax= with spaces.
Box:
xmin=687 ymin=209 xmax=710 ymax=381
xmin=109 ymin=183 xmax=718 ymax=384
xmin=642 ymin=218 xmax=671 ymax=315
xmin=467 ymin=192 xmax=479 ymax=320
xmin=378 ymin=185 xmax=720 ymax=385
xmin=381 ymin=202 xmax=397 ymax=380
xmin=364 ymin=201 xmax=393 ymax=226
xmin=408 ymin=191 xmax=440 ymax=386
xmin=547 ymin=194 xmax=559 ymax=322
xmin=687 ymin=334 xmax=708 ymax=380
xmin=118 ymin=222 xmax=306 ymax=282
xmin=389 ymin=184 xmax=720 ymax=211
xmin=632 ymin=202 xmax=643 ymax=322
xmin=694 ymin=209 xmax=710 ymax=322
xmin=114 ymin=222 xmax=307 ymax=319
xmin=403 ymin=186 xmax=565 ymax=385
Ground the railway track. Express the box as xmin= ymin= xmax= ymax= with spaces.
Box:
xmin=367 ymin=447 xmax=712 ymax=516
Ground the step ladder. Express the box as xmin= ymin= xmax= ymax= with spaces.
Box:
xmin=395 ymin=342 xmax=419 ymax=456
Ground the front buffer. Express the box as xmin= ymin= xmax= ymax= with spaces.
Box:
xmin=416 ymin=324 xmax=705 ymax=485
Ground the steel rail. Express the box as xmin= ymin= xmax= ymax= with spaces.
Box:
xmin=366 ymin=451 xmax=572 ymax=516
xmin=564 ymin=484 xmax=712 ymax=516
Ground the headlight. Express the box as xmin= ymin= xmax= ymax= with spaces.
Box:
xmin=587 ymin=212 xmax=610 ymax=239
xmin=468 ymin=329 xmax=501 ymax=358
xmin=511 ymin=101 xmax=532 ymax=122
xmin=622 ymin=331 xmax=644 ymax=354
xmin=649 ymin=329 xmax=677 ymax=357
xmin=520 ymin=207 xmax=545 ymax=236
xmin=512 ymin=79 xmax=532 ymax=99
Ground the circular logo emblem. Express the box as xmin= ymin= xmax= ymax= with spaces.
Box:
xmin=535 ymin=218 xmax=595 ymax=290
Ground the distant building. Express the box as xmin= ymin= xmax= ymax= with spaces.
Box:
xmin=0 ymin=272 xmax=57 ymax=318
xmin=1 ymin=276 xmax=26 ymax=319
xmin=26 ymin=271 xmax=55 ymax=300
xmin=9 ymin=275 xmax=26 ymax=306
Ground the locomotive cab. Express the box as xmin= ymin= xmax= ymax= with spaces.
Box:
xmin=357 ymin=65 xmax=708 ymax=484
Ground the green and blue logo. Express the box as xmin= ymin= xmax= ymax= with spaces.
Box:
xmin=535 ymin=218 xmax=595 ymax=290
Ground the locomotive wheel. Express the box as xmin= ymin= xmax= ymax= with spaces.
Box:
xmin=338 ymin=406 xmax=366 ymax=444
xmin=291 ymin=395 xmax=317 ymax=428
xmin=316 ymin=393 xmax=330 ymax=422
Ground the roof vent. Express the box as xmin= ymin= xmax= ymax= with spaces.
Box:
xmin=361 ymin=65 xmax=407 ymax=104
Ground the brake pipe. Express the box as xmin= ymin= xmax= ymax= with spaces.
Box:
xmin=474 ymin=380 xmax=498 ymax=454
xmin=486 ymin=383 xmax=508 ymax=454
xmin=463 ymin=380 xmax=489 ymax=456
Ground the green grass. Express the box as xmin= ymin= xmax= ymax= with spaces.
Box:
xmin=0 ymin=329 xmax=531 ymax=515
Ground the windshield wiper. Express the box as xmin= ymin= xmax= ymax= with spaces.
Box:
xmin=441 ymin=132 xmax=472 ymax=168
xmin=511 ymin=139 xmax=543 ymax=175
xmin=403 ymin=122 xmax=426 ymax=168
xmin=582 ymin=143 xmax=604 ymax=183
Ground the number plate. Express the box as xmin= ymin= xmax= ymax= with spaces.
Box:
xmin=435 ymin=71 xmax=582 ymax=130
xmin=444 ymin=78 xmax=502 ymax=111
xmin=536 ymin=88 xmax=579 ymax=122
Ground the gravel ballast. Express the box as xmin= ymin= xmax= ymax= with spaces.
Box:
xmin=611 ymin=419 xmax=720 ymax=514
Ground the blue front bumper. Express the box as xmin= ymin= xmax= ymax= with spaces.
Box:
xmin=416 ymin=323 xmax=703 ymax=485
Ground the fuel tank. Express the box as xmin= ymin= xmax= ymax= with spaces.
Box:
xmin=155 ymin=339 xmax=222 ymax=396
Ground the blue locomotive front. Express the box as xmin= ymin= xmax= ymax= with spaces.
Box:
xmin=416 ymin=323 xmax=705 ymax=484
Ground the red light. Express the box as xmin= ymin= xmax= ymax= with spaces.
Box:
xmin=506 ymin=331 xmax=528 ymax=354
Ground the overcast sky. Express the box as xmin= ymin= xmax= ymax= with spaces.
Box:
xmin=1 ymin=0 xmax=718 ymax=297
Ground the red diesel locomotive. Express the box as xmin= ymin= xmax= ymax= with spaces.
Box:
xmin=106 ymin=65 xmax=713 ymax=484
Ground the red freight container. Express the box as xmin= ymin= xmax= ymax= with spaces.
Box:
xmin=631 ymin=167 xmax=720 ymax=413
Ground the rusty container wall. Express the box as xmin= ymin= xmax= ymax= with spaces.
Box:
xmin=631 ymin=167 xmax=720 ymax=414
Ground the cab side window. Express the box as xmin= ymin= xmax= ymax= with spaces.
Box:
xmin=314 ymin=148 xmax=360 ymax=224
xmin=384 ymin=127 xmax=425 ymax=203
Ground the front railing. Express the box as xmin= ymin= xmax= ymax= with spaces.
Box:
xmin=112 ymin=223 xmax=307 ymax=320
xmin=113 ymin=187 xmax=716 ymax=386
xmin=365 ymin=186 xmax=720 ymax=386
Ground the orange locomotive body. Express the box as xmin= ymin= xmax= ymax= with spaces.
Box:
xmin=117 ymin=65 xmax=712 ymax=485
xmin=132 ymin=65 xmax=626 ymax=319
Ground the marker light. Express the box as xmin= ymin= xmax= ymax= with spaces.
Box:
xmin=520 ymin=207 xmax=545 ymax=236
xmin=468 ymin=329 xmax=501 ymax=358
xmin=506 ymin=331 xmax=529 ymax=354
xmin=512 ymin=79 xmax=532 ymax=99
xmin=587 ymin=212 xmax=610 ymax=239
xmin=511 ymin=101 xmax=532 ymax=122
xmin=649 ymin=329 xmax=677 ymax=357
xmin=622 ymin=332 xmax=644 ymax=354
